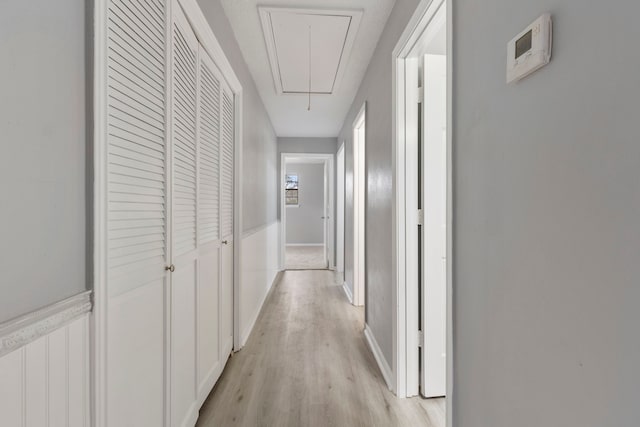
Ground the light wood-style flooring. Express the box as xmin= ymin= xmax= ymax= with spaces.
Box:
xmin=196 ymin=270 xmax=445 ymax=427
xmin=285 ymin=245 xmax=327 ymax=270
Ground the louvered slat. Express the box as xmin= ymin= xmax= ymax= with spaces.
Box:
xmin=197 ymin=51 xmax=221 ymax=245
xmin=172 ymin=14 xmax=198 ymax=256
xmin=107 ymin=0 xmax=166 ymax=280
xmin=221 ymin=87 xmax=234 ymax=238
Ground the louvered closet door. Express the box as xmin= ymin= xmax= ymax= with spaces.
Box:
xmin=170 ymin=4 xmax=199 ymax=427
xmin=220 ymin=85 xmax=234 ymax=355
xmin=105 ymin=0 xmax=168 ymax=425
xmin=196 ymin=46 xmax=223 ymax=400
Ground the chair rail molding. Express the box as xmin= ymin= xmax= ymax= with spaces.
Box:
xmin=0 ymin=290 xmax=92 ymax=358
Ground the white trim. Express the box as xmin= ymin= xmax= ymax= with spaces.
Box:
xmin=0 ymin=291 xmax=92 ymax=358
xmin=92 ymin=1 xmax=108 ymax=425
xmin=445 ymin=1 xmax=454 ymax=424
xmin=286 ymin=243 xmax=324 ymax=247
xmin=239 ymin=271 xmax=283 ymax=347
xmin=342 ymin=282 xmax=353 ymax=304
xmin=364 ymin=325 xmax=393 ymax=390
xmin=336 ymin=142 xmax=345 ymax=276
xmin=392 ymin=0 xmax=453 ymax=421
xmin=258 ymin=7 xmax=363 ymax=95
xmin=165 ymin=4 xmax=176 ymax=425
xmin=404 ymin=55 xmax=420 ymax=396
xmin=352 ymin=103 xmax=366 ymax=307
xmin=280 ymin=152 xmax=335 ymax=271
xmin=239 ymin=298 xmax=263 ymax=347
xmin=233 ymin=74 xmax=244 ymax=353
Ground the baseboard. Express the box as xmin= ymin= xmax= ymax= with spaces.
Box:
xmin=239 ymin=270 xmax=283 ymax=347
xmin=342 ymin=281 xmax=353 ymax=304
xmin=184 ymin=401 xmax=200 ymax=427
xmin=197 ymin=339 xmax=234 ymax=408
xmin=197 ymin=360 xmax=222 ymax=407
xmin=364 ymin=324 xmax=393 ymax=391
xmin=285 ymin=243 xmax=324 ymax=247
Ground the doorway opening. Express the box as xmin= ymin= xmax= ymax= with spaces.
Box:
xmin=393 ymin=0 xmax=451 ymax=425
xmin=352 ymin=104 xmax=366 ymax=307
xmin=280 ymin=153 xmax=334 ymax=271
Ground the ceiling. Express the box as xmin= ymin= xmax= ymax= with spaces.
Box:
xmin=220 ymin=0 xmax=396 ymax=137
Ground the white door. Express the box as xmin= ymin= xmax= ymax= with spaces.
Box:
xmin=101 ymin=0 xmax=235 ymax=424
xmin=105 ymin=0 xmax=168 ymax=424
xmin=219 ymin=86 xmax=235 ymax=357
xmin=420 ymin=54 xmax=447 ymax=398
xmin=196 ymin=46 xmax=222 ymax=400
xmin=336 ymin=144 xmax=345 ymax=276
xmin=170 ymin=5 xmax=199 ymax=426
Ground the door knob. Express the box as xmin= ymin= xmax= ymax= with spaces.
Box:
xmin=165 ymin=264 xmax=175 ymax=272
xmin=222 ymin=240 xmax=228 ymax=245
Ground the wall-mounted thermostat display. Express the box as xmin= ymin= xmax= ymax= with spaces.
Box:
xmin=506 ymin=13 xmax=552 ymax=83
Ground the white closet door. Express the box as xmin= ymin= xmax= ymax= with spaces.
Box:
xmin=105 ymin=0 xmax=167 ymax=425
xmin=170 ymin=3 xmax=199 ymax=426
xmin=219 ymin=86 xmax=234 ymax=356
xmin=196 ymin=46 xmax=223 ymax=400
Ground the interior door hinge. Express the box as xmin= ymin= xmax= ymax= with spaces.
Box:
xmin=418 ymin=330 xmax=424 ymax=347
xmin=417 ymin=209 xmax=424 ymax=226
xmin=418 ymin=86 xmax=424 ymax=103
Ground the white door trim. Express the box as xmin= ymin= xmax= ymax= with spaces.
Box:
xmin=352 ymin=104 xmax=366 ymax=308
xmin=391 ymin=2 xmax=453 ymax=425
xmin=336 ymin=142 xmax=345 ymax=277
xmin=280 ymin=153 xmax=335 ymax=271
xmin=92 ymin=2 xmax=108 ymax=426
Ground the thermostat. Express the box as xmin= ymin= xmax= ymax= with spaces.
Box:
xmin=506 ymin=13 xmax=552 ymax=83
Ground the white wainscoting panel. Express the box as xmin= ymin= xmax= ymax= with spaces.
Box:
xmin=0 ymin=308 xmax=90 ymax=427
xmin=239 ymin=221 xmax=281 ymax=347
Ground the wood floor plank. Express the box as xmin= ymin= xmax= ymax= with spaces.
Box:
xmin=196 ymin=270 xmax=445 ymax=427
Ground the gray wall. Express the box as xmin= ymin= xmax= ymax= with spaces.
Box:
xmin=199 ymin=0 xmax=278 ymax=234
xmin=337 ymin=0 xmax=421 ymax=366
xmin=453 ymin=1 xmax=640 ymax=426
xmin=278 ymin=137 xmax=338 ymax=156
xmin=0 ymin=0 xmax=87 ymax=322
xmin=285 ymin=163 xmax=325 ymax=245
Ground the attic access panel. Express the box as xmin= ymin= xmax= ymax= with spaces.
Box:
xmin=259 ymin=7 xmax=362 ymax=95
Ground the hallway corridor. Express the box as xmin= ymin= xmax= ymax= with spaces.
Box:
xmin=196 ymin=270 xmax=445 ymax=427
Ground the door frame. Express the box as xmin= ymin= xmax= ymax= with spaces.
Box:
xmin=280 ymin=153 xmax=335 ymax=271
xmin=352 ymin=104 xmax=366 ymax=307
xmin=92 ymin=0 xmax=244 ymax=424
xmin=336 ymin=142 xmax=346 ymax=278
xmin=391 ymin=0 xmax=453 ymax=424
